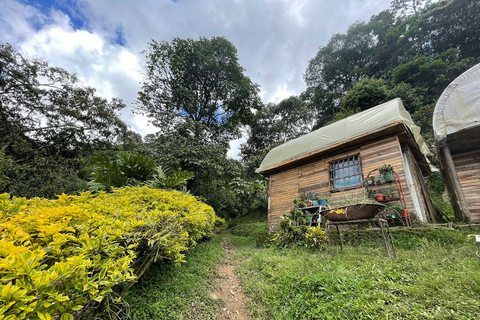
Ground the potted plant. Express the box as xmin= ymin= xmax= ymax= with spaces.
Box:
xmin=379 ymin=164 xmax=394 ymax=182
xmin=389 ymin=204 xmax=404 ymax=218
xmin=316 ymin=194 xmax=328 ymax=206
xmin=375 ymin=193 xmax=384 ymax=201
xmin=391 ymin=190 xmax=399 ymax=200
xmin=369 ymin=176 xmax=375 ymax=186
xmin=293 ymin=198 xmax=307 ymax=208
xmin=384 ymin=190 xmax=392 ymax=201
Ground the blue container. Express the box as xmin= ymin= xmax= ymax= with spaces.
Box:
xmin=313 ymin=201 xmax=318 ymax=206
xmin=319 ymin=200 xmax=327 ymax=206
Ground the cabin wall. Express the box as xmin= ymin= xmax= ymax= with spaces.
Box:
xmin=268 ymin=136 xmax=425 ymax=230
xmin=452 ymin=149 xmax=480 ymax=222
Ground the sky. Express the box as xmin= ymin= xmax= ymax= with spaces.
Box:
xmin=0 ymin=0 xmax=391 ymax=158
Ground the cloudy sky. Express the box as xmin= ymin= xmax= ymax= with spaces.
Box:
xmin=0 ymin=0 xmax=391 ymax=158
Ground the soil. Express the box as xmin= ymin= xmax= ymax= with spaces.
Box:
xmin=211 ymin=237 xmax=252 ymax=320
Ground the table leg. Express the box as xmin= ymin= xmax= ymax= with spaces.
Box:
xmin=336 ymin=224 xmax=343 ymax=251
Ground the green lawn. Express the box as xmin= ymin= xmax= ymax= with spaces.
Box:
xmin=125 ymin=215 xmax=480 ymax=320
xmin=230 ymin=224 xmax=480 ymax=320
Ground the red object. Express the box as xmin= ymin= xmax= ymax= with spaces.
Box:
xmin=306 ymin=201 xmax=312 ymax=207
xmin=376 ymin=194 xmax=384 ymax=201
xmin=365 ymin=168 xmax=411 ymax=226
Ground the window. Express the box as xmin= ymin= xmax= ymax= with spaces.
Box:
xmin=329 ymin=155 xmax=363 ymax=191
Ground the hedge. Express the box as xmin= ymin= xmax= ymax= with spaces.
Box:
xmin=0 ymin=186 xmax=221 ymax=319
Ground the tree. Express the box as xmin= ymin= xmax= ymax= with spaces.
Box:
xmin=390 ymin=0 xmax=432 ymax=17
xmin=0 ymin=43 xmax=129 ymax=198
xmin=0 ymin=43 xmax=128 ymax=156
xmin=136 ymin=37 xmax=261 ymax=144
xmin=240 ymin=96 xmax=323 ymax=176
xmin=341 ymin=78 xmax=388 ymax=112
xmin=140 ymin=131 xmax=265 ymax=218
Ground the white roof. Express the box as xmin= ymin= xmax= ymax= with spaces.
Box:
xmin=258 ymin=98 xmax=431 ymax=173
xmin=433 ymin=63 xmax=480 ymax=146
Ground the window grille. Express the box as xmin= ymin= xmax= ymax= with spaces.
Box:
xmin=329 ymin=155 xmax=363 ymax=191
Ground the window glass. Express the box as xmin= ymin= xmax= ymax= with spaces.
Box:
xmin=329 ymin=155 xmax=363 ymax=191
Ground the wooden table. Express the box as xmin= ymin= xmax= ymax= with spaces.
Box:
xmin=326 ymin=217 xmax=396 ymax=258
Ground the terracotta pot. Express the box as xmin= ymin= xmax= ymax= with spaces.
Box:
xmin=376 ymin=194 xmax=384 ymax=201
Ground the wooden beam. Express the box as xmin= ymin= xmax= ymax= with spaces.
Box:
xmin=442 ymin=145 xmax=471 ymax=223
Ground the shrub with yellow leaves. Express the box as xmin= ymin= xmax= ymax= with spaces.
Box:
xmin=0 ymin=186 xmax=221 ymax=319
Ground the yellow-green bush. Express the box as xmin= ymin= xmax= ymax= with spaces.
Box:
xmin=0 ymin=186 xmax=220 ymax=319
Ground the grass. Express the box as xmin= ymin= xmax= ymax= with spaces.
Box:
xmin=228 ymin=221 xmax=480 ymax=319
xmin=125 ymin=234 xmax=224 ymax=320
xmin=124 ymin=213 xmax=480 ymax=319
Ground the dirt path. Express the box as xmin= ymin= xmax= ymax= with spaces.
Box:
xmin=211 ymin=237 xmax=252 ymax=320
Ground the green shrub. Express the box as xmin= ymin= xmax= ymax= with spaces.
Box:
xmin=0 ymin=186 xmax=221 ymax=319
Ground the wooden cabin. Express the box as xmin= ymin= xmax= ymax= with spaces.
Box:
xmin=257 ymin=99 xmax=435 ymax=231
xmin=433 ymin=63 xmax=480 ymax=223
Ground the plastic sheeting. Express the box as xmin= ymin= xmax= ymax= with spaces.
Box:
xmin=257 ymin=98 xmax=431 ymax=173
xmin=433 ymin=63 xmax=480 ymax=146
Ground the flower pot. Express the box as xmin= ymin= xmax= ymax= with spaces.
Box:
xmin=376 ymin=194 xmax=384 ymax=201
xmin=375 ymin=179 xmax=382 ymax=185
xmin=384 ymin=195 xmax=391 ymax=201
xmin=319 ymin=200 xmax=327 ymax=206
xmin=384 ymin=174 xmax=393 ymax=182
xmin=313 ymin=201 xmax=319 ymax=206
xmin=306 ymin=201 xmax=312 ymax=207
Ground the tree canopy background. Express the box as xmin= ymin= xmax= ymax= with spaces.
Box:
xmin=1 ymin=0 xmax=478 ymax=220
xmin=241 ymin=0 xmax=480 ymax=175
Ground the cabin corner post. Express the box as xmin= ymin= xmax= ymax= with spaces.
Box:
xmin=441 ymin=145 xmax=471 ymax=223
xmin=267 ymin=175 xmax=272 ymax=232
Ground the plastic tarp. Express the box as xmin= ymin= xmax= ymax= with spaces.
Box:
xmin=433 ymin=63 xmax=480 ymax=146
xmin=257 ymin=98 xmax=431 ymax=173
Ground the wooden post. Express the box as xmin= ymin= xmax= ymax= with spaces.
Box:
xmin=442 ymin=145 xmax=471 ymax=223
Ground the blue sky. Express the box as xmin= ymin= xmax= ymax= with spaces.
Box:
xmin=0 ymin=0 xmax=391 ymax=158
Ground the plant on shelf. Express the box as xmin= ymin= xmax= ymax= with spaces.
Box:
xmin=389 ymin=204 xmax=405 ymax=218
xmin=315 ymin=193 xmax=328 ymax=206
xmin=375 ymin=192 xmax=384 ymax=201
xmin=306 ymin=192 xmax=318 ymax=206
xmin=391 ymin=190 xmax=399 ymax=200
xmin=379 ymin=164 xmax=394 ymax=182
xmin=293 ymin=198 xmax=307 ymax=208
xmin=367 ymin=189 xmax=376 ymax=199
xmin=384 ymin=190 xmax=392 ymax=201
xmin=369 ymin=176 xmax=376 ymax=186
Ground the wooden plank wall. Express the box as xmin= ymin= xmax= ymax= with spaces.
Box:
xmin=268 ymin=136 xmax=420 ymax=229
xmin=453 ymin=149 xmax=480 ymax=222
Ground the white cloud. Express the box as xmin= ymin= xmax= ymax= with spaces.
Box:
xmin=1 ymin=0 xmax=392 ymax=144
xmin=132 ymin=114 xmax=159 ymax=137
xmin=228 ymin=137 xmax=247 ymax=160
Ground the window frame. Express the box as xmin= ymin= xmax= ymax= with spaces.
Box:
xmin=328 ymin=154 xmax=364 ymax=192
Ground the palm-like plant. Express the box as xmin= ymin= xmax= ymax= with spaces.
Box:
xmin=145 ymin=166 xmax=194 ymax=191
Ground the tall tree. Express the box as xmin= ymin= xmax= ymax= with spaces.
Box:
xmin=390 ymin=0 xmax=432 ymax=17
xmin=0 ymin=43 xmax=128 ymax=198
xmin=0 ymin=44 xmax=127 ymax=156
xmin=136 ymin=36 xmax=261 ymax=145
